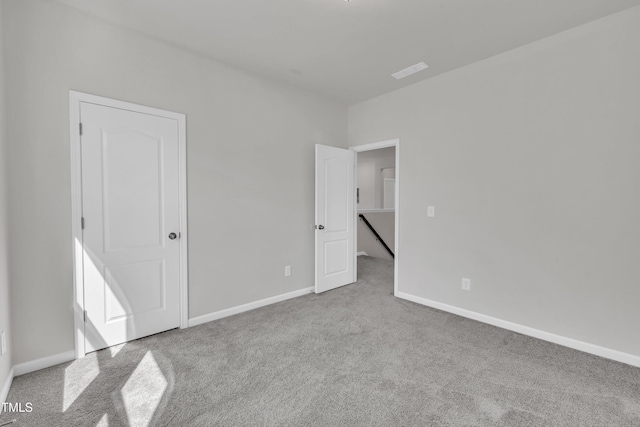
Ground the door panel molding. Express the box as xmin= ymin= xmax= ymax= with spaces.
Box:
xmin=70 ymin=91 xmax=188 ymax=359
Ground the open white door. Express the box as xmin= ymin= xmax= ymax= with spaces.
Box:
xmin=315 ymin=144 xmax=356 ymax=293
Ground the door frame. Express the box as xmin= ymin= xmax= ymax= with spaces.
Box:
xmin=350 ymin=139 xmax=400 ymax=296
xmin=69 ymin=91 xmax=189 ymax=359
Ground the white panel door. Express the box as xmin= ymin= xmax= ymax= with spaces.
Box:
xmin=315 ymin=144 xmax=356 ymax=293
xmin=81 ymin=102 xmax=181 ymax=352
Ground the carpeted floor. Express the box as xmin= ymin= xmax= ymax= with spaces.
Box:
xmin=2 ymin=256 xmax=640 ymax=426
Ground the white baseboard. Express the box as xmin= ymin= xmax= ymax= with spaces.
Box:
xmin=6 ymin=287 xmax=313 ymax=379
xmin=13 ymin=350 xmax=76 ymax=377
xmin=1 ymin=367 xmax=14 ymax=408
xmin=356 ymin=252 xmax=368 ymax=256
xmin=396 ymin=292 xmax=640 ymax=368
xmin=188 ymin=287 xmax=314 ymax=328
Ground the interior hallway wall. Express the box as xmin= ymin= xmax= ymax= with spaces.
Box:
xmin=349 ymin=7 xmax=640 ymax=357
xmin=357 ymin=147 xmax=395 ymax=210
xmin=3 ymin=0 xmax=347 ymax=365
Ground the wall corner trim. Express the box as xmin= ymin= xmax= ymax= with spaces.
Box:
xmin=1 ymin=367 xmax=14 ymax=408
xmin=396 ymin=292 xmax=640 ymax=368
xmin=13 ymin=350 xmax=76 ymax=377
xmin=188 ymin=287 xmax=314 ymax=327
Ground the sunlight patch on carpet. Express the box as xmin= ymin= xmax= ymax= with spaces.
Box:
xmin=63 ymin=352 xmax=100 ymax=412
xmin=95 ymin=413 xmax=108 ymax=426
xmin=121 ymin=351 xmax=167 ymax=427
xmin=108 ymin=343 xmax=125 ymax=358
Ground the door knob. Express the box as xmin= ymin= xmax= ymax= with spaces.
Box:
xmin=168 ymin=232 xmax=178 ymax=240
xmin=318 ymin=225 xmax=325 ymax=230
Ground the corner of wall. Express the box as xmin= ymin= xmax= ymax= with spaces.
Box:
xmin=0 ymin=0 xmax=15 ymax=402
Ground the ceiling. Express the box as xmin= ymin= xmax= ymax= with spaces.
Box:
xmin=53 ymin=0 xmax=640 ymax=105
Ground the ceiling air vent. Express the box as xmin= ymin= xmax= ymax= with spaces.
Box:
xmin=391 ymin=62 xmax=429 ymax=80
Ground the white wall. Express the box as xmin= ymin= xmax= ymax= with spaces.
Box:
xmin=3 ymin=0 xmax=347 ymax=365
xmin=349 ymin=7 xmax=640 ymax=357
xmin=0 ymin=0 xmax=14 ymax=394
xmin=357 ymin=147 xmax=395 ymax=210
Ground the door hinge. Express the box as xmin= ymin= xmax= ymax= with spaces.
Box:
xmin=83 ymin=310 xmax=87 ymax=322
xmin=81 ymin=217 xmax=85 ymax=229
xmin=79 ymin=123 xmax=83 ymax=136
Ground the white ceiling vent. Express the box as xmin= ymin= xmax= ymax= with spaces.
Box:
xmin=391 ymin=62 xmax=429 ymax=80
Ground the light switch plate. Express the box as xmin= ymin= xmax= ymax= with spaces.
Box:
xmin=427 ymin=206 xmax=435 ymax=217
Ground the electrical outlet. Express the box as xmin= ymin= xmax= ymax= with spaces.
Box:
xmin=462 ymin=278 xmax=471 ymax=291
xmin=284 ymin=266 xmax=291 ymax=277
xmin=427 ymin=206 xmax=435 ymax=217
xmin=1 ymin=331 xmax=6 ymax=356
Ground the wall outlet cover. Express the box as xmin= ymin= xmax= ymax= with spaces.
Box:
xmin=462 ymin=278 xmax=471 ymax=291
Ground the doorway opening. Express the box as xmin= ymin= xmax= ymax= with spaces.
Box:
xmin=313 ymin=139 xmax=399 ymax=295
xmin=352 ymin=140 xmax=399 ymax=295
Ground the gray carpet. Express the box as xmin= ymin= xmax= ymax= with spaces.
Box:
xmin=2 ymin=256 xmax=639 ymax=426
